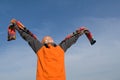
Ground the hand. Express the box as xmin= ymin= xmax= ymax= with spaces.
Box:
xmin=76 ymin=26 xmax=88 ymax=33
xmin=10 ymin=19 xmax=17 ymax=25
xmin=10 ymin=19 xmax=24 ymax=30
xmin=9 ymin=19 xmax=17 ymax=29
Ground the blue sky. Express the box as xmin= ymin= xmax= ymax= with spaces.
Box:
xmin=0 ymin=0 xmax=120 ymax=80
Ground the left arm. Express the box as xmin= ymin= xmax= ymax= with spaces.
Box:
xmin=16 ymin=26 xmax=43 ymax=53
xmin=10 ymin=19 xmax=43 ymax=53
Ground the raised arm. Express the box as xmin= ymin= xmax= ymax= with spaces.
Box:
xmin=10 ymin=19 xmax=43 ymax=53
xmin=59 ymin=26 xmax=96 ymax=52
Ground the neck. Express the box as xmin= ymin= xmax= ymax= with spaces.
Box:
xmin=44 ymin=43 xmax=57 ymax=48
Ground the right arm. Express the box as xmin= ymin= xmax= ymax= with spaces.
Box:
xmin=59 ymin=32 xmax=81 ymax=52
xmin=59 ymin=26 xmax=96 ymax=52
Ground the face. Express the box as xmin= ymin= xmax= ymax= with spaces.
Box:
xmin=41 ymin=36 xmax=54 ymax=44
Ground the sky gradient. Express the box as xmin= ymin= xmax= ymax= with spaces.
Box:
xmin=0 ymin=0 xmax=120 ymax=80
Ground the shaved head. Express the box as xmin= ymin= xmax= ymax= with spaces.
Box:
xmin=41 ymin=36 xmax=54 ymax=44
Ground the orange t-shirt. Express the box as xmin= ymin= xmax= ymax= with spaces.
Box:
xmin=36 ymin=44 xmax=66 ymax=80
